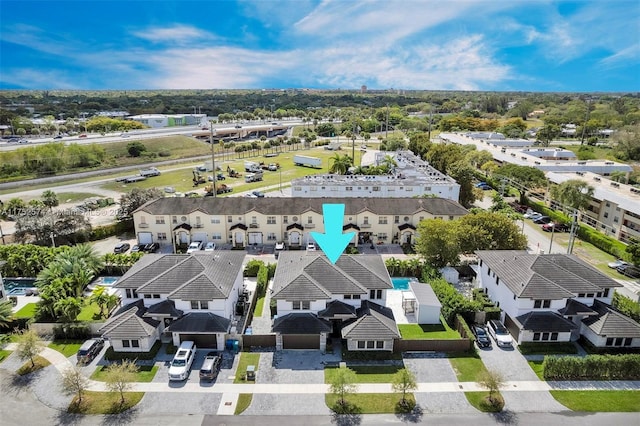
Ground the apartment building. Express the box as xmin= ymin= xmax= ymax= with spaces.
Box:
xmin=291 ymin=151 xmax=461 ymax=202
xmin=132 ymin=197 xmax=469 ymax=249
xmin=547 ymin=171 xmax=640 ymax=244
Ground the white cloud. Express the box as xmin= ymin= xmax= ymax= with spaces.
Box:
xmin=132 ymin=25 xmax=215 ymax=43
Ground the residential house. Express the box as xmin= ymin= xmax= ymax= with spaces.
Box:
xmin=132 ymin=197 xmax=468 ymax=249
xmin=476 ymin=251 xmax=640 ymax=348
xmin=270 ymin=252 xmax=399 ymax=351
xmin=100 ymin=251 xmax=246 ymax=352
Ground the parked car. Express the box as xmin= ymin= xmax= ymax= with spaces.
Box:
xmin=168 ymin=341 xmax=197 ymax=381
xmin=523 ymin=210 xmax=539 ymax=219
xmin=252 ymin=191 xmax=265 ymax=198
xmin=616 ymin=264 xmax=640 ymax=279
xmin=143 ymin=242 xmax=160 ymax=253
xmin=608 ymin=259 xmax=628 ymax=269
xmin=533 ymin=215 xmax=552 ymax=224
xmin=274 ymin=241 xmax=285 ymax=258
xmin=113 ymin=242 xmax=131 ymax=253
xmin=199 ymin=352 xmax=222 ymax=381
xmin=130 ymin=244 xmax=143 ymax=253
xmin=306 ymin=241 xmax=317 ymax=251
xmin=472 ymin=325 xmax=492 ymax=349
xmin=204 ymin=242 xmax=216 ymax=251
xmin=78 ymin=133 xmax=87 ymax=138
xmin=186 ymin=241 xmax=204 ymax=253
xmin=76 ymin=338 xmax=105 ymax=364
xmin=487 ymin=319 xmax=513 ymax=347
xmin=542 ymin=223 xmax=569 ymax=232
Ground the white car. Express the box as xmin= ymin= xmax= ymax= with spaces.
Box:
xmin=607 ymin=259 xmax=628 ymax=269
xmin=204 ymin=242 xmax=216 ymax=251
xmin=487 ymin=320 xmax=513 ymax=347
xmin=168 ymin=341 xmax=197 ymax=381
xmin=186 ymin=241 xmax=204 ymax=253
xmin=306 ymin=242 xmax=316 ymax=251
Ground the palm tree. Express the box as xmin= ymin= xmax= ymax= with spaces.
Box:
xmin=54 ymin=297 xmax=82 ymax=322
xmin=329 ymin=154 xmax=352 ymax=175
xmin=0 ymin=300 xmax=14 ymax=328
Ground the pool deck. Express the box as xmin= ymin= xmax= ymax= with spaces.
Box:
xmin=10 ymin=294 xmax=41 ymax=313
xmin=387 ymin=289 xmax=418 ymax=325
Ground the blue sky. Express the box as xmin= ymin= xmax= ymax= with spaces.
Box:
xmin=1 ymin=0 xmax=639 ymax=91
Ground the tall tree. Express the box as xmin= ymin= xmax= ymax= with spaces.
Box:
xmin=104 ymin=359 xmax=138 ymax=405
xmin=447 ymin=161 xmax=477 ymax=208
xmin=550 ymin=179 xmax=595 ymax=211
xmin=61 ymin=366 xmax=90 ymax=405
xmin=478 ymin=370 xmax=504 ymax=407
xmin=415 ymin=219 xmax=460 ymax=267
xmin=329 ymin=367 xmax=357 ymax=409
xmin=41 ymin=190 xmax=59 ymax=210
xmin=15 ymin=329 xmax=44 ymax=368
xmin=392 ymin=368 xmax=418 ymax=407
xmin=329 ymin=153 xmax=352 ymax=175
xmin=117 ymin=187 xmax=163 ymax=221
xmin=496 ymin=164 xmax=547 ymax=204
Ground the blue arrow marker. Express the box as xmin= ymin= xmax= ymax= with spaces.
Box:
xmin=311 ymin=204 xmax=355 ymax=264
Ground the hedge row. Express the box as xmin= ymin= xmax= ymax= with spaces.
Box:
xmin=543 ymin=354 xmax=640 ymax=380
xmin=104 ymin=340 xmax=162 ymax=361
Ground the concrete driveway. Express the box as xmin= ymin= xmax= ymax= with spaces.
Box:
xmin=477 ymin=342 xmax=568 ymax=412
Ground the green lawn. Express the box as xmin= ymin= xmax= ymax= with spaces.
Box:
xmin=17 ymin=355 xmax=51 ymax=375
xmin=398 ymin=319 xmax=461 ymax=339
xmin=14 ymin=303 xmax=37 ymax=319
xmin=464 ymin=391 xmax=505 ymax=412
xmin=448 ymin=354 xmax=489 ymax=382
xmin=90 ymin=364 xmax=158 ymax=382
xmin=325 ymin=393 xmax=415 ymax=414
xmin=48 ymin=340 xmax=84 ymax=358
xmin=234 ymin=393 xmax=253 ymax=415
xmin=234 ymin=352 xmax=260 ymax=383
xmin=528 ymin=360 xmax=545 ymax=380
xmin=0 ymin=349 xmax=12 ymax=363
xmin=324 ymin=365 xmax=404 ymax=384
xmin=518 ymin=342 xmax=578 ymax=355
xmin=56 ymin=192 xmax=104 ymax=203
xmin=68 ymin=391 xmax=145 ymax=414
xmin=254 ymin=296 xmax=265 ymax=317
xmin=550 ymin=391 xmax=640 ymax=412
xmin=76 ymin=301 xmax=102 ymax=322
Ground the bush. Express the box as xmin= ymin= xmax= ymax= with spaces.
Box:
xmin=429 ymin=277 xmax=482 ymax=326
xmin=612 ymin=293 xmax=640 ymax=322
xmin=244 ymin=259 xmax=264 ymax=277
xmin=543 ymin=354 xmax=640 ymax=380
xmin=256 ymin=264 xmax=269 ymax=298
xmin=53 ymin=323 xmax=91 ymax=340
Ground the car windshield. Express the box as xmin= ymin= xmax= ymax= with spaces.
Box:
xmin=172 ymin=359 xmax=186 ymax=367
xmin=495 ymin=326 xmax=508 ymax=335
xmin=476 ymin=328 xmax=486 ymax=336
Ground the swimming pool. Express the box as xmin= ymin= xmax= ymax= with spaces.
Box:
xmin=3 ymin=278 xmax=37 ymax=296
xmin=391 ymin=277 xmax=416 ymax=290
xmin=93 ymin=276 xmax=120 ymax=287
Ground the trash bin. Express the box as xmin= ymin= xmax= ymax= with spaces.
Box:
xmin=246 ymin=365 xmax=255 ymax=381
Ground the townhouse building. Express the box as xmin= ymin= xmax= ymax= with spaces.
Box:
xmin=132 ymin=197 xmax=469 ymax=249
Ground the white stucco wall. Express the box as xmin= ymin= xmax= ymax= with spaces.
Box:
xmin=417 ymin=304 xmax=441 ymax=324
xmin=276 ymin=299 xmax=326 ymax=316
xmin=346 ymin=338 xmax=394 ymax=351
xmin=107 ymin=330 xmax=159 ymax=353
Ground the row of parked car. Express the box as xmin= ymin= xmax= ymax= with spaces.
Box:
xmin=608 ymin=259 xmax=640 ymax=279
xmin=471 ymin=319 xmax=514 ymax=349
xmin=114 ymin=242 xmax=159 ymax=254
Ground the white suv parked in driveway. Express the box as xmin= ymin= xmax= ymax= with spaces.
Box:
xmin=487 ymin=319 xmax=513 ymax=347
xmin=168 ymin=341 xmax=197 ymax=381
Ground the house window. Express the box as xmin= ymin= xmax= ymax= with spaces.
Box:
xmin=378 ymin=233 xmax=387 ymax=240
xmin=551 ymin=333 xmax=558 ymax=341
xmin=363 ymin=216 xmax=369 ymax=225
xmin=308 ymin=216 xmax=313 ymax=224
xmin=267 ymin=216 xmax=276 ymax=224
xmin=378 ymin=216 xmax=388 ymax=224
xmin=292 ymin=301 xmax=310 ymax=310
xmin=346 ymin=187 xmax=353 ymax=191
xmin=419 ymin=216 xmax=424 ymax=222
xmin=370 ymin=289 xmax=382 ymax=299
xmin=125 ymin=289 xmax=138 ymax=298
xmin=534 ymin=300 xmax=551 ymax=308
xmin=376 ymin=341 xmax=384 ymax=349
xmin=190 ymin=300 xmax=208 ymax=310
xmin=542 ymin=332 xmax=550 ymax=341
xmin=155 ymin=216 xmax=165 ymax=224
xmin=153 ymin=294 xmax=160 ymax=299
xmin=366 ymin=341 xmax=375 ymax=349
xmin=157 ymin=232 xmax=167 ymax=240
xmin=122 ymin=340 xmax=131 ymax=348
xmin=394 ymin=216 xmax=400 ymax=224
xmin=251 ymin=216 xmax=257 ymax=225
xmin=533 ymin=333 xmax=541 ymax=341
xmin=603 ymin=288 xmax=609 ymax=297
xmin=283 ymin=216 xmax=288 ymax=224
xmin=578 ymin=293 xmax=585 ymax=297
xmin=373 ymin=186 xmax=380 ymax=191
xmin=353 ymin=294 xmax=361 ymax=299
xmin=211 ymin=217 xmax=221 ymax=224
xmin=267 ymin=233 xmax=277 ymax=241
xmin=144 ymin=294 xmax=151 ymax=299
xmin=357 ymin=341 xmax=365 ymax=349
xmin=227 ymin=215 xmax=233 ymax=223
xmin=624 ymin=338 xmax=632 ymax=346
xmin=344 ymin=295 xmax=351 ymax=299
xmin=586 ymin=293 xmax=594 ymax=298
xmin=172 ymin=216 xmax=177 ymax=224
xmin=212 ymin=233 xmax=222 ymax=240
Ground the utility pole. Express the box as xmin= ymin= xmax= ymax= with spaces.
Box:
xmin=548 ymin=223 xmax=555 ymax=254
xmin=567 ymin=211 xmax=579 ymax=254
xmin=209 ymin=123 xmax=217 ymax=198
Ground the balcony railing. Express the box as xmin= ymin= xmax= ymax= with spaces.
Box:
xmin=360 ymin=223 xmax=371 ymax=228
xmin=139 ymin=223 xmax=149 ymax=228
xmin=249 ymin=223 xmax=259 ymax=228
xmin=193 ymin=224 xmax=204 ymax=228
xmin=305 ymin=223 xmax=315 ymax=228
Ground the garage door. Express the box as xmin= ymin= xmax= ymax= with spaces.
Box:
xmin=192 ymin=232 xmax=208 ymax=243
xmin=283 ymin=334 xmax=319 ymax=349
xmin=248 ymin=232 xmax=263 ymax=245
xmin=138 ymin=232 xmax=153 ymax=245
xmin=179 ymin=334 xmax=217 ymax=349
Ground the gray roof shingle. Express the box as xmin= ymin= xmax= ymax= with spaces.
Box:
xmin=272 ymin=313 xmax=332 ymax=334
xmin=409 ymin=282 xmax=442 ymax=307
xmin=272 ymin=253 xmax=392 ymax=300
xmin=135 ymin=196 xmax=469 ymax=217
xmin=582 ymin=300 xmax=640 ymax=338
xmin=165 ymin=312 xmax=231 ymax=333
xmin=514 ymin=311 xmax=577 ymax=332
xmin=341 ymin=300 xmax=400 ymax=340
xmin=98 ymin=300 xmax=160 ymax=339
xmin=318 ymin=300 xmax=357 ymax=319
xmin=476 ymin=251 xmax=620 ymax=299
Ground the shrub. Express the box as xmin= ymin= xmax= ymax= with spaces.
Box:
xmin=244 ymin=259 xmax=264 ymax=277
xmin=612 ymin=293 xmax=640 ymax=322
xmin=429 ymin=277 xmax=482 ymax=326
xmin=104 ymin=340 xmax=162 ymax=361
xmin=543 ymin=354 xmax=640 ymax=380
xmin=53 ymin=323 xmax=91 ymax=340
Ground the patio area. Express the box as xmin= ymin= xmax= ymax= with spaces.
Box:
xmin=386 ymin=289 xmax=418 ymax=325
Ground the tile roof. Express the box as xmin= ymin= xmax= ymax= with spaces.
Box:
xmin=165 ymin=312 xmax=231 ymax=333
xmin=98 ymin=300 xmax=160 ymax=339
xmin=558 ymin=299 xmax=598 ymax=317
xmin=513 ymin=311 xmax=577 ymax=332
xmin=582 ymin=300 xmax=640 ymax=338
xmin=341 ymin=300 xmax=400 ymax=340
xmin=476 ymin=251 xmax=620 ymax=300
xmin=144 ymin=299 xmax=183 ymax=317
xmin=318 ymin=300 xmax=357 ymax=319
xmin=272 ymin=313 xmax=332 ymax=334
xmin=272 ymin=253 xmax=392 ymax=300
xmin=114 ymin=252 xmax=245 ymax=299
xmin=135 ymin=196 xmax=469 ymax=217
